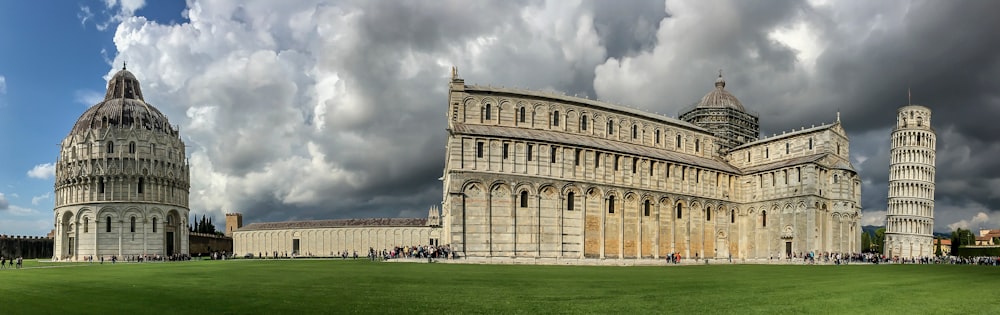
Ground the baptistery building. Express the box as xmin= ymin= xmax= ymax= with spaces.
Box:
xmin=53 ymin=67 xmax=190 ymax=261
xmin=440 ymin=69 xmax=862 ymax=260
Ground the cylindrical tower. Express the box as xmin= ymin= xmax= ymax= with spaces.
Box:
xmin=53 ymin=67 xmax=191 ymax=261
xmin=884 ymin=105 xmax=936 ymax=258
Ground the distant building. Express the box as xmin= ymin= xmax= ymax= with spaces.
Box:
xmin=52 ymin=67 xmax=191 ymax=261
xmin=975 ymin=229 xmax=1000 ymax=246
xmin=230 ymin=207 xmax=441 ymax=257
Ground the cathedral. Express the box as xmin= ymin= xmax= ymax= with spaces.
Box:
xmin=52 ymin=67 xmax=191 ymax=261
xmin=439 ymin=69 xmax=862 ymax=259
xmin=227 ymin=69 xmax=862 ymax=261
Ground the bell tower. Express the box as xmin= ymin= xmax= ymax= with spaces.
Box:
xmin=884 ymin=105 xmax=936 ymax=258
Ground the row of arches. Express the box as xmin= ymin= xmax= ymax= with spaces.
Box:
xmin=55 ymin=175 xmax=187 ymax=207
xmin=887 ymin=199 xmax=934 ymax=218
xmin=234 ymin=228 xmax=438 ymax=257
xmin=898 ymin=109 xmax=930 ymax=129
xmin=54 ymin=206 xmax=188 ymax=261
xmin=464 ymin=95 xmax=713 ymax=157
xmin=890 ymin=148 xmax=935 ymax=165
xmin=888 ymin=181 xmax=934 ymax=200
xmin=892 ymin=130 xmax=935 ymax=148
xmin=889 ymin=164 xmax=935 ymax=182
xmin=453 ymin=179 xmax=860 ymax=259
xmin=886 ymin=217 xmax=934 ymax=236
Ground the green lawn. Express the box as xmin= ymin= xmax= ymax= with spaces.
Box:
xmin=2 ymin=259 xmax=999 ymax=314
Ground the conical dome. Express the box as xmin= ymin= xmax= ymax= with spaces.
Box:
xmin=696 ymin=72 xmax=745 ymax=111
xmin=69 ymin=67 xmax=176 ymax=137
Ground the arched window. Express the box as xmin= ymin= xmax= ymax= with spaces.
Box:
xmin=129 ymin=141 xmax=136 ymax=154
xmin=643 ymin=200 xmax=650 ymax=217
xmin=581 ymin=115 xmax=588 ymax=131
xmin=808 ymin=138 xmax=813 ymax=150
xmin=917 ymin=117 xmax=923 ymax=127
xmin=106 ymin=216 xmax=112 ymax=233
xmin=607 ymin=120 xmax=614 ymax=134
xmin=520 ymin=191 xmax=528 ymax=208
xmin=676 ymin=135 xmax=682 ymax=148
xmin=151 ymin=144 xmax=156 ymax=156
xmin=130 ymin=216 xmax=136 ymax=233
xmin=608 ymin=195 xmax=615 ymax=214
xmin=106 ymin=141 xmax=114 ymax=153
xmin=553 ymin=111 xmax=560 ymax=126
xmin=567 ymin=192 xmax=575 ymax=211
xmin=785 ymin=142 xmax=790 ymax=154
xmin=632 ymin=125 xmax=638 ymax=139
xmin=762 ymin=210 xmax=767 ymax=227
xmin=706 ymin=207 xmax=711 ymax=221
xmin=731 ymin=210 xmax=735 ymax=223
xmin=98 ymin=178 xmax=105 ymax=194
xmin=695 ymin=139 xmax=700 ymax=152
xmin=484 ymin=104 xmax=491 ymax=120
xmin=153 ymin=217 xmax=157 ymax=233
xmin=138 ymin=177 xmax=144 ymax=194
xmin=84 ymin=217 xmax=89 ymax=233
xmin=655 ymin=130 xmax=660 ymax=144
xmin=519 ymin=107 xmax=526 ymax=123
xmin=676 ymin=203 xmax=683 ymax=219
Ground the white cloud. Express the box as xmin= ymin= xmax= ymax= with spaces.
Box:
xmin=0 ymin=75 xmax=6 ymax=94
xmin=27 ymin=163 xmax=56 ymax=180
xmin=110 ymin=0 xmax=609 ymax=220
xmin=80 ymin=0 xmax=147 ymax=31
xmin=75 ymin=89 xmax=104 ymax=107
xmin=861 ymin=210 xmax=886 ymax=226
xmin=31 ymin=192 xmax=52 ymax=206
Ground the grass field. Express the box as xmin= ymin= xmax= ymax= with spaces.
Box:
xmin=2 ymin=259 xmax=999 ymax=314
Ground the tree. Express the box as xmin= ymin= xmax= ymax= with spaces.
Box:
xmin=874 ymin=227 xmax=885 ymax=254
xmin=861 ymin=231 xmax=872 ymax=252
xmin=993 ymin=237 xmax=999 ymax=246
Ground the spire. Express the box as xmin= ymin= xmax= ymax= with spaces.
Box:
xmin=836 ymin=111 xmax=841 ymax=122
xmin=908 ymin=87 xmax=912 ymax=106
xmin=123 ymin=60 xmax=127 ymax=70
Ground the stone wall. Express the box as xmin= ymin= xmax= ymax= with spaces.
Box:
xmin=189 ymin=232 xmax=233 ymax=256
xmin=0 ymin=236 xmax=54 ymax=259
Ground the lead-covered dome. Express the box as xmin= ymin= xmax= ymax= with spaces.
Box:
xmin=70 ymin=67 xmax=177 ymax=137
xmin=696 ymin=72 xmax=745 ymax=111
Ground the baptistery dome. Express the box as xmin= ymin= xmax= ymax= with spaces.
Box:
xmin=69 ymin=68 xmax=177 ymax=137
xmin=53 ymin=66 xmax=190 ymax=261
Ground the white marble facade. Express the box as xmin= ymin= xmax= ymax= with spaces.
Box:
xmin=441 ymin=69 xmax=862 ymax=259
xmin=53 ymin=67 xmax=190 ymax=261
xmin=884 ymin=105 xmax=936 ymax=258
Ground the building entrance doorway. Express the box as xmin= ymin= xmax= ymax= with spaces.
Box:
xmin=785 ymin=241 xmax=792 ymax=258
xmin=166 ymin=232 xmax=175 ymax=256
xmin=68 ymin=237 xmax=75 ymax=258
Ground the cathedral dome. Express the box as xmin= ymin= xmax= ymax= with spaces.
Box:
xmin=69 ymin=67 xmax=176 ymax=137
xmin=696 ymin=72 xmax=745 ymax=111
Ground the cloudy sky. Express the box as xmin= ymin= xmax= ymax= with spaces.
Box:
xmin=1 ymin=0 xmax=999 ymax=236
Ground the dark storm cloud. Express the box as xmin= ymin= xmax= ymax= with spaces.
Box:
xmin=806 ymin=1 xmax=1000 ymax=229
xmin=587 ymin=0 xmax=666 ymax=60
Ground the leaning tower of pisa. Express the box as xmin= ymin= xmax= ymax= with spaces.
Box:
xmin=884 ymin=105 xmax=936 ymax=258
